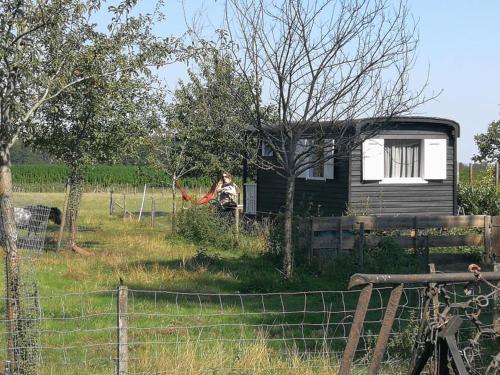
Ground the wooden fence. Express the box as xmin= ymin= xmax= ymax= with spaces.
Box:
xmin=306 ymin=215 xmax=499 ymax=266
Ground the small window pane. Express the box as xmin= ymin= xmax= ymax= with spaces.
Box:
xmin=262 ymin=142 xmax=274 ymax=156
xmin=384 ymin=139 xmax=421 ymax=178
xmin=310 ymin=142 xmax=324 ymax=178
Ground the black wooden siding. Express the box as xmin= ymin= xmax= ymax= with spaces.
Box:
xmin=348 ymin=123 xmax=456 ymax=216
xmin=257 ymin=158 xmax=349 ymax=216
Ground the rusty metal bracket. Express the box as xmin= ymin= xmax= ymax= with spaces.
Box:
xmin=340 ymin=269 xmax=500 ymax=375
xmin=338 ymin=283 xmax=373 ymax=375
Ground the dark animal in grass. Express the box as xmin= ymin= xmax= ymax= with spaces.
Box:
xmin=8 ymin=206 xmax=62 ymax=250
xmin=0 ymin=205 xmax=61 ymax=251
xmin=14 ymin=206 xmax=62 ymax=227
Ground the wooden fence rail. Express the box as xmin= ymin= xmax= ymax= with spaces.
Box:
xmin=307 ymin=215 xmax=499 ymax=265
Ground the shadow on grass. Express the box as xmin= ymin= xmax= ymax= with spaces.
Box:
xmin=130 ymin=211 xmax=170 ymax=217
xmin=123 ymin=255 xmax=422 ymax=359
xmin=127 ymin=254 xmax=285 ymax=294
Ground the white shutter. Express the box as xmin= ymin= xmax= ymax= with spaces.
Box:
xmin=324 ymin=139 xmax=334 ymax=179
xmin=244 ymin=183 xmax=257 ymax=214
xmin=296 ymin=139 xmax=309 ymax=178
xmin=423 ymin=138 xmax=447 ymax=180
xmin=362 ymin=138 xmax=384 ymax=181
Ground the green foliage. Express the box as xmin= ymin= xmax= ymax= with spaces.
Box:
xmin=176 ymin=206 xmax=236 ymax=250
xmin=458 ymin=168 xmax=500 ymax=215
xmin=24 ymin=40 xmax=160 ymax=174
xmin=458 ymin=162 xmax=491 ymax=185
xmin=10 ymin=143 xmax=52 ymax=164
xmin=314 ymin=237 xmax=419 ymax=288
xmin=386 ymin=311 xmax=419 ymax=359
xmin=364 ymin=237 xmax=420 ymax=274
xmin=11 ymin=164 xmax=242 ymax=189
xmin=147 ymin=37 xmax=253 ymax=182
xmin=473 ymin=120 xmax=500 ymax=163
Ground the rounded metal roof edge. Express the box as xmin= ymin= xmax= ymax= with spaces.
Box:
xmin=355 ymin=116 xmax=460 ymax=137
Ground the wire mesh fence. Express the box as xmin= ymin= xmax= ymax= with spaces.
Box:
xmin=0 ymin=279 xmax=496 ymax=374
xmin=0 ymin=206 xmax=51 ymax=252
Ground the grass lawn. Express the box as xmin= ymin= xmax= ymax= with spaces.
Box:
xmin=0 ymin=191 xmax=488 ymax=374
xmin=0 ymin=192 xmax=385 ymax=374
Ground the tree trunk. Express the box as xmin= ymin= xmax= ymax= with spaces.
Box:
xmin=171 ymin=180 xmax=177 ymax=234
xmin=66 ymin=166 xmax=84 ymax=248
xmin=283 ymin=175 xmax=296 ymax=280
xmin=0 ymin=146 xmax=20 ymax=369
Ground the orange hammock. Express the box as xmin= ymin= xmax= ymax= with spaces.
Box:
xmin=175 ymin=179 xmax=218 ymax=205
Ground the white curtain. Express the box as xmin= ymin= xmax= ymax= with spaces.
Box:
xmin=384 ymin=140 xmax=421 ymax=178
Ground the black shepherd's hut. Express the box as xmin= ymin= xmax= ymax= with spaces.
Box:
xmin=243 ymin=117 xmax=460 ymax=216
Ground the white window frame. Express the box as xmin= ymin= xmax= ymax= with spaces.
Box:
xmin=297 ymin=138 xmax=334 ymax=180
xmin=362 ymin=136 xmax=447 ymax=184
xmin=380 ymin=139 xmax=427 ymax=184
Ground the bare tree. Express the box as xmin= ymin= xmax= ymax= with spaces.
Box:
xmin=224 ymin=0 xmax=430 ymax=279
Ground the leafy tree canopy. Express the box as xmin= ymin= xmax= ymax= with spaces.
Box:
xmin=473 ymin=120 xmax=500 ymax=164
xmin=148 ymin=39 xmax=254 ymax=181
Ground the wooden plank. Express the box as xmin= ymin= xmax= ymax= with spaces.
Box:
xmin=416 ymin=215 xmax=486 ymax=228
xmin=312 ymin=217 xmax=341 ymax=231
xmin=392 ymin=234 xmax=483 ymax=249
xmin=312 ymin=236 xmax=355 ymax=249
xmin=312 ymin=215 xmax=486 ymax=232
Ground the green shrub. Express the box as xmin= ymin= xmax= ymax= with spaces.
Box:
xmin=365 ymin=237 xmax=420 ymax=274
xmin=176 ymin=206 xmax=236 ymax=250
xmin=314 ymin=236 xmax=419 ymax=283
xmin=458 ymin=167 xmax=499 ymax=215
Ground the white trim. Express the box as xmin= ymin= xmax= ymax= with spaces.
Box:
xmin=379 ymin=177 xmax=428 ymax=184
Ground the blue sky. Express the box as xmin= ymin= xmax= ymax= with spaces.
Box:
xmin=408 ymin=1 xmax=500 ymax=162
xmin=101 ymin=0 xmax=500 ymax=162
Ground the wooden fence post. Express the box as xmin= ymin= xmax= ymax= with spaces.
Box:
xmin=423 ymin=236 xmax=430 ymax=272
xmin=117 ymin=285 xmax=128 ymax=375
xmin=122 ymin=194 xmax=126 ymax=221
xmin=357 ymin=222 xmax=365 ymax=272
xmin=110 ymin=190 xmax=114 ymax=216
xmin=484 ymin=215 xmax=492 ymax=264
xmin=412 ymin=216 xmax=418 ymax=255
xmin=234 ymin=207 xmax=240 ymax=244
xmin=151 ymin=197 xmax=155 ymax=228
xmin=338 ymin=218 xmax=343 ymax=256
xmin=305 ymin=217 xmax=314 ymax=265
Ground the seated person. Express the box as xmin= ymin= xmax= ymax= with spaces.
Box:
xmin=215 ymin=171 xmax=238 ymax=209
